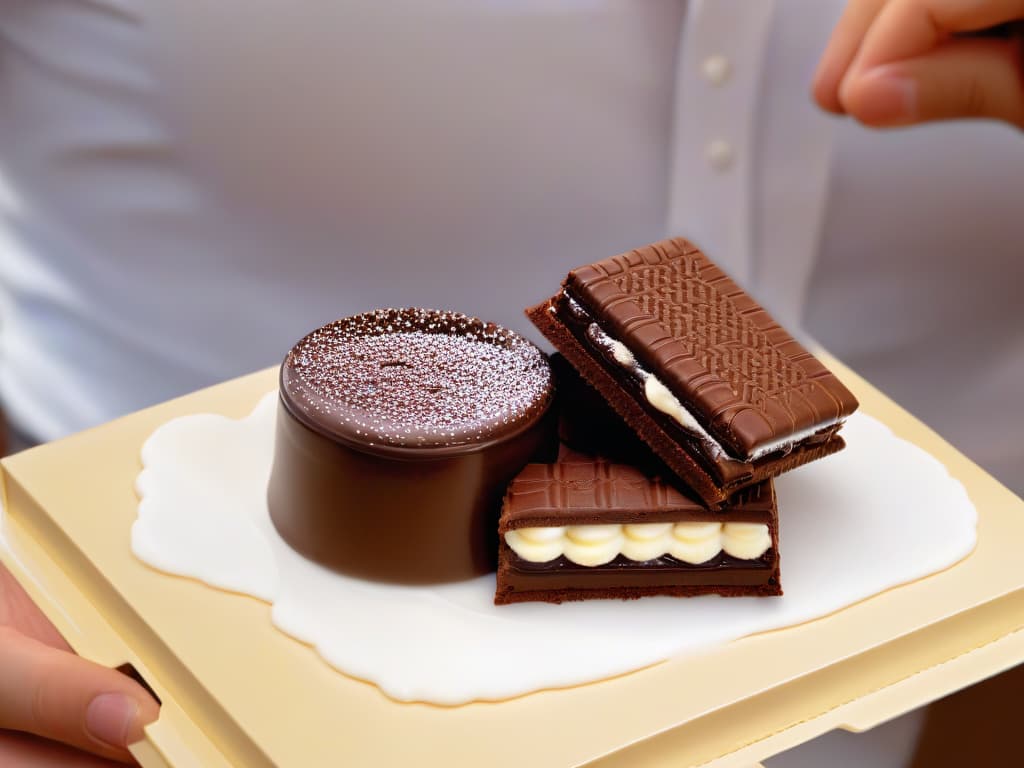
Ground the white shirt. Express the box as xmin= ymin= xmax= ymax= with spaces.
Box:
xmin=1 ymin=0 xmax=1021 ymax=507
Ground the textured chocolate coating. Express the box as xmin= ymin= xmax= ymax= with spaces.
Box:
xmin=563 ymin=238 xmax=858 ymax=457
xmin=499 ymin=462 xmax=773 ymax=531
xmin=527 ymin=238 xmax=855 ymax=506
xmin=552 ymin=334 xmax=845 ymax=494
xmin=269 ymin=308 xmax=557 ymax=584
xmin=494 ymin=461 xmax=780 ymax=604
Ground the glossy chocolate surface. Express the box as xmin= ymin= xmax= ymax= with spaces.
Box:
xmin=268 ymin=308 xmax=556 ymax=584
xmin=563 ymin=238 xmax=859 ymax=458
xmin=552 ymin=294 xmax=841 ymax=487
xmin=499 ymin=461 xmax=773 ymax=531
xmin=527 ymin=239 xmax=853 ymax=505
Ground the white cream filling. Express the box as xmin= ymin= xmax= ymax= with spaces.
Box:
xmin=571 ymin=295 xmax=841 ymax=462
xmin=607 ymin=338 xmax=635 ymax=367
xmin=585 ymin=320 xmax=734 ymax=461
xmin=746 ymin=422 xmax=839 ymax=462
xmin=505 ymin=521 xmax=770 ymax=566
xmin=643 ymin=376 xmax=717 ymax=443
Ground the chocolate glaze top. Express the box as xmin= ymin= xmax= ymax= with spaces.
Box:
xmin=281 ymin=308 xmax=554 ymax=456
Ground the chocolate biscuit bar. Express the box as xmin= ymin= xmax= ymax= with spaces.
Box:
xmin=494 ymin=460 xmax=781 ymax=605
xmin=527 ymin=238 xmax=859 ymax=507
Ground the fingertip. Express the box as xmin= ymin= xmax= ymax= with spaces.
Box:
xmin=811 ymin=0 xmax=890 ymax=116
xmin=836 ymin=71 xmax=855 ymax=116
xmin=812 ymin=76 xmax=846 ymax=115
xmin=103 ymin=677 xmax=160 ymax=750
xmin=85 ymin=693 xmax=140 ymax=751
xmin=81 ymin=683 xmax=158 ymax=762
xmin=811 ymin=53 xmax=849 ymax=114
xmin=840 ymin=66 xmax=919 ymax=128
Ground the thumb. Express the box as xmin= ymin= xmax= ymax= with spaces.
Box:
xmin=0 ymin=626 xmax=159 ymax=763
xmin=838 ymin=38 xmax=1024 ymax=128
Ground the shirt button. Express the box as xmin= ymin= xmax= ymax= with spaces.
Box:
xmin=706 ymin=140 xmax=734 ymax=171
xmin=701 ymin=54 xmax=731 ymax=86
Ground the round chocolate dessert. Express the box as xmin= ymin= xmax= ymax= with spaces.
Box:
xmin=268 ymin=308 xmax=556 ymax=584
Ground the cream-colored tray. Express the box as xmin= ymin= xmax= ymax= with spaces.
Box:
xmin=1 ymin=356 xmax=1022 ymax=767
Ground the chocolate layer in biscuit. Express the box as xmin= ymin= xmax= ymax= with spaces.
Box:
xmin=494 ymin=461 xmax=781 ymax=605
xmin=527 ymin=238 xmax=858 ymax=506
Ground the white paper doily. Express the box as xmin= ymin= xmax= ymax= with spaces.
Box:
xmin=133 ymin=393 xmax=977 ymax=704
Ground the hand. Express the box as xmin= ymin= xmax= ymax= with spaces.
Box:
xmin=0 ymin=563 xmax=160 ymax=766
xmin=814 ymin=0 xmax=1024 ymax=128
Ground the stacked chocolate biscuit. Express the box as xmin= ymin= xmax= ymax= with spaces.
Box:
xmin=495 ymin=238 xmax=859 ymax=604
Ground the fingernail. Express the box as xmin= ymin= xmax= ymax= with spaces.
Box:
xmin=86 ymin=693 xmax=141 ymax=748
xmin=852 ymin=67 xmax=918 ymax=124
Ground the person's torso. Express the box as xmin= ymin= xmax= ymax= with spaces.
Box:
xmin=1 ymin=0 xmax=1020 ymax=496
xmin=0 ymin=0 xmax=688 ymax=437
